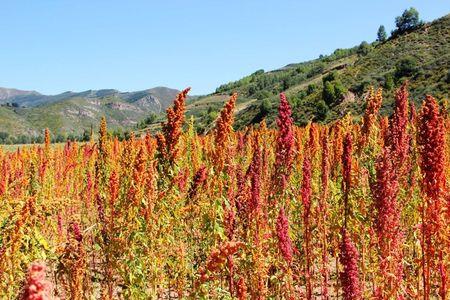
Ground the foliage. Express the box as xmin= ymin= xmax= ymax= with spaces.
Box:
xmin=395 ymin=56 xmax=418 ymax=78
xmin=136 ymin=112 xmax=158 ymax=129
xmin=377 ymin=25 xmax=387 ymax=42
xmin=356 ymin=41 xmax=372 ymax=56
xmin=322 ymin=72 xmax=347 ymax=106
xmin=393 ymin=7 xmax=424 ymax=36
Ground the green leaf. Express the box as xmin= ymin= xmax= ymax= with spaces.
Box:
xmin=34 ymin=229 xmax=49 ymax=250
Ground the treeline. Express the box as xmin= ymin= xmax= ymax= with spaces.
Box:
xmin=0 ymin=103 xmax=25 ymax=108
xmin=0 ymin=126 xmax=152 ymax=145
xmin=0 ymin=129 xmax=92 ymax=145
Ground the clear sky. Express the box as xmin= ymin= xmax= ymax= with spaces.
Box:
xmin=0 ymin=1 xmax=448 ymax=95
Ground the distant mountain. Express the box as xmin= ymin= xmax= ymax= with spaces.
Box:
xmin=0 ymin=88 xmax=40 ymax=101
xmin=0 ymin=86 xmax=182 ymax=137
xmin=0 ymin=86 xmax=180 ymax=109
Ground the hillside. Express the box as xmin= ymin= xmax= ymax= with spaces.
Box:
xmin=0 ymin=86 xmax=181 ymax=141
xmin=187 ymin=14 xmax=449 ymax=131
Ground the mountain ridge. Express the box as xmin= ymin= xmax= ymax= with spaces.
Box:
xmin=0 ymin=87 xmax=41 ymax=101
xmin=0 ymin=86 xmax=180 ymax=107
xmin=0 ymin=86 xmax=182 ymax=139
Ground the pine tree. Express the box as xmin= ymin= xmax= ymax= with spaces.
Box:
xmin=377 ymin=25 xmax=387 ymax=42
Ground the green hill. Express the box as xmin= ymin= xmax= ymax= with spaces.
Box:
xmin=187 ymin=13 xmax=449 ymax=132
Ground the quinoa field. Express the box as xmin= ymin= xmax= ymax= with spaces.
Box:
xmin=1 ymin=84 xmax=449 ymax=299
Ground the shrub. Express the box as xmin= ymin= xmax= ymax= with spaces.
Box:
xmin=395 ymin=56 xmax=418 ymax=78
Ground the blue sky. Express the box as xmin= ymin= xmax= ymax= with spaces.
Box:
xmin=0 ymin=1 xmax=448 ymax=95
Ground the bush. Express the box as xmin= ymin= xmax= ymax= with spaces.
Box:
xmin=259 ymin=99 xmax=271 ymax=116
xmin=384 ymin=73 xmax=395 ymax=90
xmin=395 ymin=56 xmax=418 ymax=78
xmin=307 ymin=84 xmax=317 ymax=95
xmin=254 ymin=90 xmax=272 ymax=100
xmin=322 ymin=72 xmax=347 ymax=106
xmin=357 ymin=41 xmax=371 ymax=56
xmin=248 ymin=84 xmax=257 ymax=96
xmin=313 ymin=100 xmax=329 ymax=121
xmin=307 ymin=63 xmax=325 ymax=78
xmin=333 ymin=81 xmax=347 ymax=99
xmin=0 ymin=132 xmax=10 ymax=144
xmin=323 ymin=81 xmax=335 ymax=105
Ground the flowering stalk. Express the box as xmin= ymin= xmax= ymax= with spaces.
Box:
xmin=301 ymin=156 xmax=313 ymax=299
xmin=249 ymin=135 xmax=262 ymax=215
xmin=339 ymin=230 xmax=362 ymax=300
xmin=319 ymin=128 xmax=330 ymax=299
xmin=276 ymin=207 xmax=293 ymax=264
xmin=20 ymin=262 xmax=53 ymax=300
xmin=276 ymin=207 xmax=294 ymax=299
xmin=236 ymin=277 xmax=247 ymax=300
xmin=94 ymin=117 xmax=113 ymax=298
xmin=386 ymin=82 xmax=410 ymax=172
xmin=0 ymin=196 xmax=36 ymax=280
xmin=372 ymin=147 xmax=404 ymax=298
xmin=44 ymin=128 xmax=51 ymax=156
xmin=214 ymin=93 xmax=237 ymax=171
xmin=187 ymin=165 xmax=207 ymax=200
xmin=157 ymin=87 xmax=191 ymax=165
xmin=417 ymin=95 xmax=446 ymax=299
xmin=109 ymin=170 xmax=119 ymax=229
xmin=360 ymin=87 xmax=383 ymax=149
xmin=197 ymin=241 xmax=244 ymax=285
xmin=273 ymin=93 xmax=294 ymax=193
xmin=59 ymin=221 xmax=86 ymax=300
xmin=342 ymin=133 xmax=352 ymax=227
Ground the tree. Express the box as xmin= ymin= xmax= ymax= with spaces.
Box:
xmin=323 ymin=82 xmax=338 ymax=106
xmin=81 ymin=129 xmax=91 ymax=142
xmin=306 ymin=84 xmax=317 ymax=95
xmin=55 ymin=134 xmax=66 ymax=143
xmin=248 ymin=84 xmax=257 ymax=96
xmin=384 ymin=73 xmax=395 ymax=90
xmin=333 ymin=81 xmax=347 ymax=99
xmin=17 ymin=135 xmax=30 ymax=144
xmin=0 ymin=132 xmax=9 ymax=143
xmin=322 ymin=72 xmax=347 ymax=106
xmin=357 ymin=41 xmax=371 ymax=56
xmin=313 ymin=100 xmax=329 ymax=122
xmin=395 ymin=56 xmax=418 ymax=78
xmin=394 ymin=7 xmax=423 ymax=35
xmin=255 ymin=90 xmax=271 ymax=100
xmin=377 ymin=25 xmax=387 ymax=42
xmin=259 ymin=99 xmax=271 ymax=116
xmin=251 ymin=69 xmax=264 ymax=76
xmin=323 ymin=71 xmax=338 ymax=83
